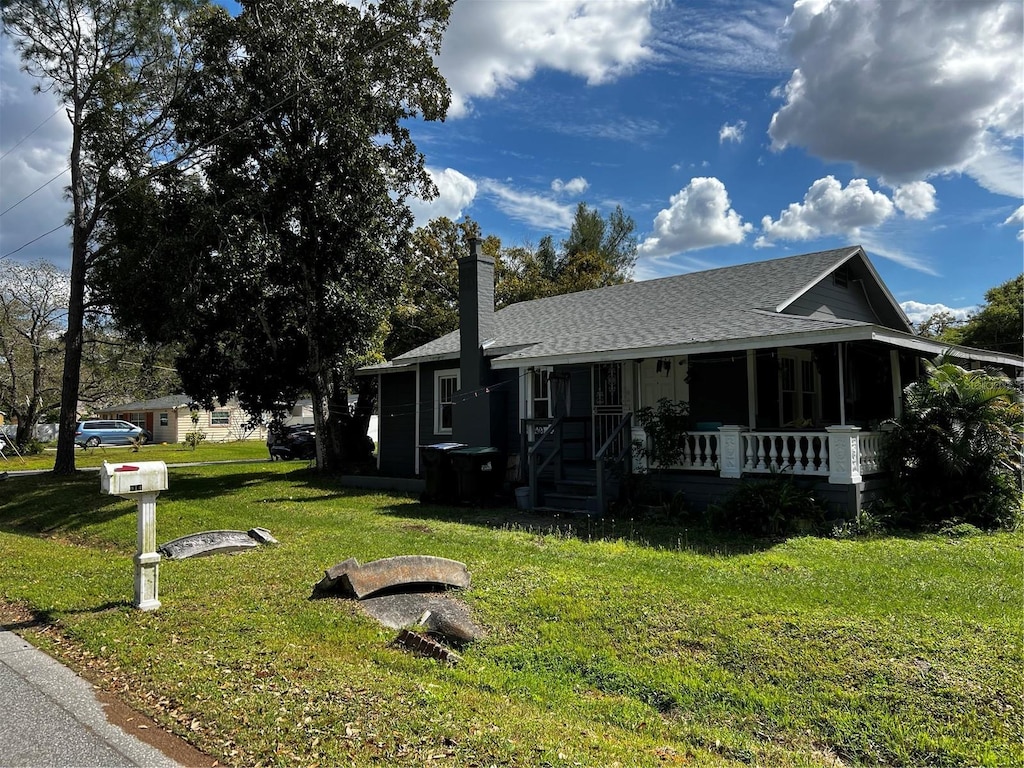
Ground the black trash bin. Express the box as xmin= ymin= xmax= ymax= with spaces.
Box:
xmin=419 ymin=442 xmax=466 ymax=503
xmin=450 ymin=447 xmax=504 ymax=505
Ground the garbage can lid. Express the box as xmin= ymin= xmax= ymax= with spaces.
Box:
xmin=450 ymin=446 xmax=500 ymax=455
xmin=422 ymin=442 xmax=468 ymax=451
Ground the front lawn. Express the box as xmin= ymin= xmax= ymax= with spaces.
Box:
xmin=0 ymin=439 xmax=271 ymax=472
xmin=0 ymin=464 xmax=1020 ymax=766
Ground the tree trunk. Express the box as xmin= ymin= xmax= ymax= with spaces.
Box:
xmin=52 ymin=112 xmax=88 ymax=475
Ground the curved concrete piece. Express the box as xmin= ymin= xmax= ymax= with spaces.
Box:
xmin=359 ymin=593 xmax=486 ymax=643
xmin=158 ymin=528 xmax=277 ymax=560
xmin=314 ymin=555 xmax=470 ymax=600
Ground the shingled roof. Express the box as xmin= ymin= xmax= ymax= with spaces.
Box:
xmin=372 ymin=246 xmax=903 ymax=369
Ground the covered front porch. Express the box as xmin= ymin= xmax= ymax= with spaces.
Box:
xmin=517 ymin=339 xmax=909 ymax=517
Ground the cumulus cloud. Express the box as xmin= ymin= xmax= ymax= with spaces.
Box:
xmin=900 ymin=300 xmax=975 ymax=326
xmin=407 ymin=168 xmax=478 ymax=228
xmin=478 ymin=179 xmax=576 ymax=231
xmin=892 ymin=181 xmax=937 ymax=220
xmin=1003 ymin=204 xmax=1024 ymax=241
xmin=638 ymin=177 xmax=753 ymax=257
xmin=551 ymin=177 xmax=589 ymax=196
xmin=756 ymin=176 xmax=895 ymax=247
xmin=718 ymin=120 xmax=747 ymax=144
xmin=769 ymin=0 xmax=1023 ymax=193
xmin=438 ymin=0 xmax=656 ymax=117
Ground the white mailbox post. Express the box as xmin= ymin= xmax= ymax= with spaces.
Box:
xmin=100 ymin=461 xmax=168 ymax=611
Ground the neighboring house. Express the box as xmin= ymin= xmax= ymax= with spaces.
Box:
xmin=96 ymin=396 xmax=266 ymax=443
xmin=360 ymin=242 xmax=1024 ymax=517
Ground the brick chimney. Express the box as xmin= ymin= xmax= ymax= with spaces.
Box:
xmin=457 ymin=237 xmax=494 ymax=390
xmin=453 ymin=238 xmax=502 ymax=447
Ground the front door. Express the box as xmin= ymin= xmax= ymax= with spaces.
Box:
xmin=592 ymin=362 xmax=631 ymax=457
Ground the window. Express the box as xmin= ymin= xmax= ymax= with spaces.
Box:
xmin=211 ymin=410 xmax=230 ymax=426
xmin=532 ymin=369 xmax=551 ymax=419
xmin=434 ymin=370 xmax=459 ymax=434
xmin=778 ymin=349 xmax=819 ymax=426
xmin=159 ymin=413 xmax=168 ymax=427
xmin=128 ymin=414 xmax=146 ymax=429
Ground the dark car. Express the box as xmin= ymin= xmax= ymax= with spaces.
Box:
xmin=74 ymin=419 xmax=152 ymax=448
xmin=267 ymin=423 xmax=316 ymax=461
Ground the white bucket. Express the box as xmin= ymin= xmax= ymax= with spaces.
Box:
xmin=514 ymin=485 xmax=531 ymax=510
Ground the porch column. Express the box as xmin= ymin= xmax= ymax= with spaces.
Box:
xmin=837 ymin=342 xmax=847 ymax=425
xmin=826 ymin=425 xmax=862 ymax=485
xmin=718 ymin=425 xmax=746 ymax=479
xmin=746 ymin=350 xmax=756 ymax=428
xmin=889 ymin=350 xmax=902 ymax=419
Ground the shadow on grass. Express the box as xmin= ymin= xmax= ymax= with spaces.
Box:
xmin=1 ymin=600 xmax=130 ymax=631
xmin=375 ymin=499 xmax=780 ymax=556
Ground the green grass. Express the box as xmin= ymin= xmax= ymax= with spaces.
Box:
xmin=0 ymin=439 xmax=271 ymax=472
xmin=0 ymin=464 xmax=1020 ymax=767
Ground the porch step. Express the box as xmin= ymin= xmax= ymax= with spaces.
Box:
xmin=542 ymin=491 xmax=600 ymax=515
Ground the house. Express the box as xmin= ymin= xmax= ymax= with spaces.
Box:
xmin=360 ymin=242 xmax=1024 ymax=516
xmin=96 ymin=396 xmax=266 ymax=444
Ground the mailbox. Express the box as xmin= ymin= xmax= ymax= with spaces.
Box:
xmin=100 ymin=461 xmax=168 ymax=497
xmin=99 ymin=460 xmax=169 ymax=611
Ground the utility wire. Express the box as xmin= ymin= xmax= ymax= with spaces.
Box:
xmin=0 ymin=105 xmax=62 ymax=162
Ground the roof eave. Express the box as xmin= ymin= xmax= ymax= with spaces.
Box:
xmin=489 ymin=325 xmax=1024 ymax=370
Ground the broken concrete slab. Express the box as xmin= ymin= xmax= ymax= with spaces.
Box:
xmin=312 ymin=555 xmax=470 ymax=600
xmin=158 ymin=529 xmax=277 ymax=560
xmin=358 ymin=593 xmax=486 ymax=643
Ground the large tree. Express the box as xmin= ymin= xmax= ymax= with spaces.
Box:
xmin=96 ymin=0 xmax=453 ymax=471
xmin=1 ymin=0 xmax=205 ymax=472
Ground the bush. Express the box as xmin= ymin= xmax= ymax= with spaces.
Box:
xmin=707 ymin=472 xmax=826 ymax=536
xmin=882 ymin=359 xmax=1022 ymax=531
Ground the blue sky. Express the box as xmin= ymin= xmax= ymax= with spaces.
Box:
xmin=2 ymin=0 xmax=1022 ymax=324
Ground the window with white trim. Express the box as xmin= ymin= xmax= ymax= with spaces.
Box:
xmin=211 ymin=410 xmax=230 ymax=426
xmin=434 ymin=370 xmax=459 ymax=434
xmin=159 ymin=413 xmax=169 ymax=427
xmin=531 ymin=369 xmax=551 ymax=419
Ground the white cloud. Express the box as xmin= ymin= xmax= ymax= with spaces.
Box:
xmin=1003 ymin=204 xmax=1024 ymax=241
xmin=756 ymin=176 xmax=895 ymax=247
xmin=769 ymin=0 xmax=1023 ymax=193
xmin=407 ymin=168 xmax=478 ymax=228
xmin=438 ymin=0 xmax=656 ymax=117
xmin=892 ymin=181 xmax=937 ymax=220
xmin=551 ymin=177 xmax=589 ymax=196
xmin=900 ymin=300 xmax=975 ymax=325
xmin=638 ymin=177 xmax=753 ymax=257
xmin=478 ymin=179 xmax=576 ymax=231
xmin=718 ymin=120 xmax=747 ymax=144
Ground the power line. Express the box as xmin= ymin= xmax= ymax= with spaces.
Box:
xmin=0 ymin=105 xmax=63 ymax=162
xmin=0 ymin=166 xmax=70 ymax=218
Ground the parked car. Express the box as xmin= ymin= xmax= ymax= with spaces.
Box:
xmin=74 ymin=419 xmax=152 ymax=448
xmin=267 ymin=423 xmax=316 ymax=461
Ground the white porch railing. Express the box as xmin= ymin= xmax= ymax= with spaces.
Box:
xmin=641 ymin=426 xmax=885 ymax=484
xmin=742 ymin=431 xmax=829 ymax=476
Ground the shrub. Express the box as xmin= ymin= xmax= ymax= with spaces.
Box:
xmin=882 ymin=359 xmax=1022 ymax=531
xmin=707 ymin=472 xmax=826 ymax=536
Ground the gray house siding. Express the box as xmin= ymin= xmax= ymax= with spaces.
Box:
xmin=786 ymin=276 xmax=881 ymax=323
xmin=378 ymin=371 xmax=417 ymax=477
xmin=418 ymin=360 xmax=459 ymax=445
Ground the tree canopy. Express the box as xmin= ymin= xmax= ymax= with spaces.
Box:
xmin=2 ymin=0 xmax=205 ymax=472
xmin=384 ymin=205 xmax=638 ymax=358
xmin=95 ymin=0 xmax=454 ymax=470
xmin=915 ymin=274 xmax=1023 ymax=355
